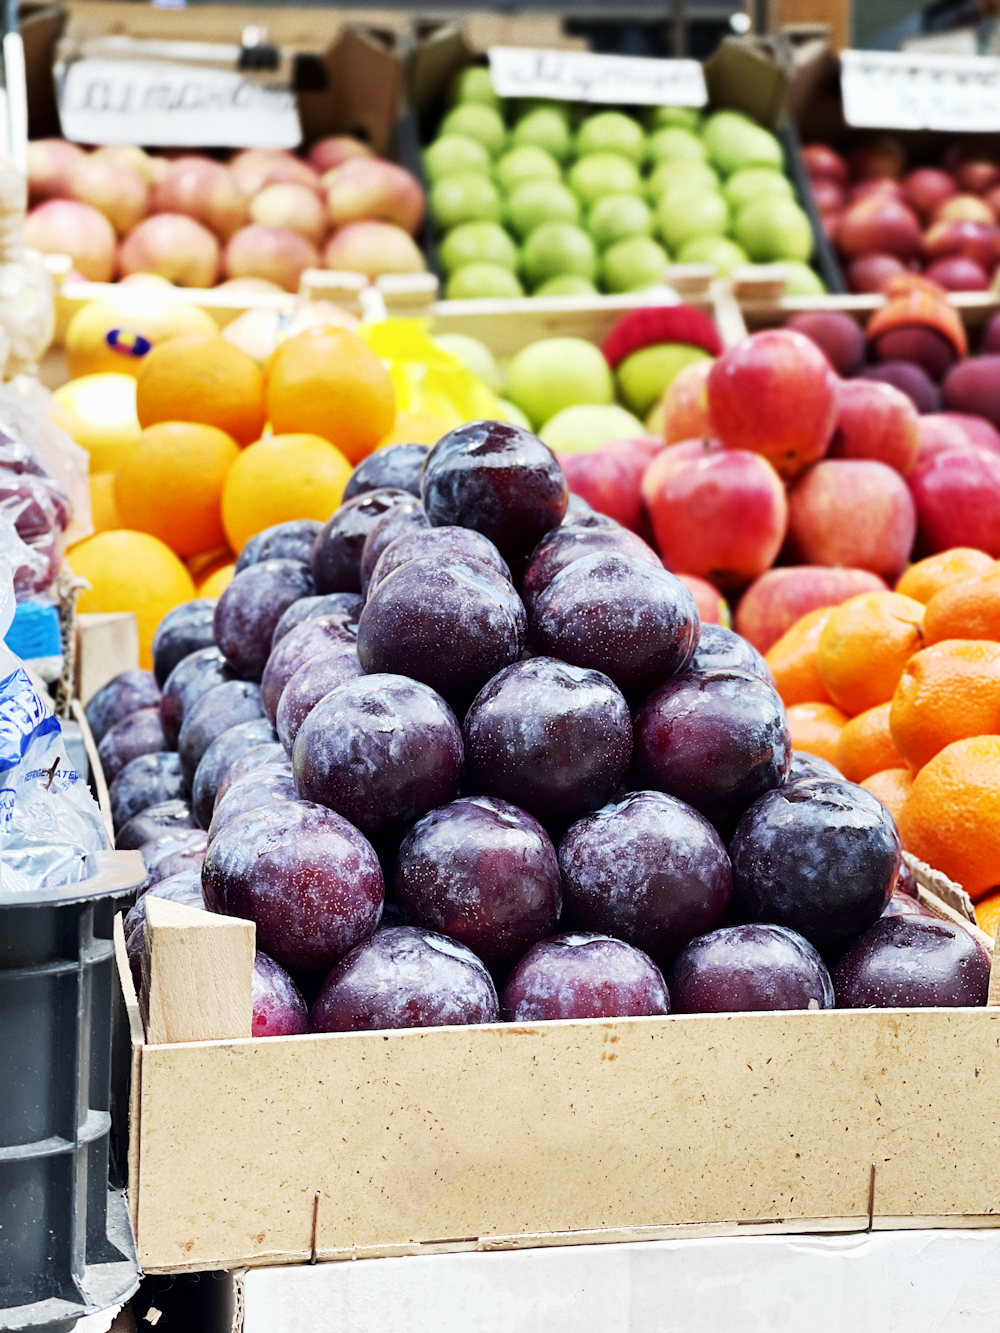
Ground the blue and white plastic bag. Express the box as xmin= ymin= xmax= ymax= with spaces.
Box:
xmin=0 ymin=552 xmax=107 ymax=897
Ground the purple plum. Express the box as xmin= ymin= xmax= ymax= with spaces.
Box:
xmin=342 ymin=442 xmax=429 ymax=501
xmin=787 ymin=750 xmax=844 ymax=784
xmin=97 ymin=707 xmax=165 ymax=783
xmin=500 ymin=933 xmax=670 ymax=1021
xmin=191 ymin=717 xmax=276 ymax=828
xmin=213 ymin=741 xmax=285 ymax=807
xmin=235 ymin=519 xmax=322 ymax=573
xmin=260 ymin=613 xmax=359 ymax=723
xmin=668 ymin=924 xmax=834 ymax=1013
xmin=214 ymin=558 xmax=316 ymax=680
xmin=177 ymin=679 xmax=265 ymax=783
xmin=275 ymin=652 xmax=365 ymax=753
xmin=834 ymin=915 xmax=990 ymax=1007
xmin=367 ymin=525 xmax=512 ymax=599
xmin=311 ymin=488 xmax=415 ymax=594
xmin=151 ymin=599 xmax=217 ymax=687
xmin=139 ymin=828 xmax=208 ymax=887
xmin=159 ymin=647 xmax=236 ymax=749
xmin=358 ymin=498 xmax=429 ymax=595
xmin=521 ymin=523 xmax=661 ymax=611
xmin=110 ymin=752 xmax=188 ymax=832
xmin=691 ymin=624 xmax=773 ymax=683
xmin=85 ymin=670 xmax=160 ymax=745
xmin=252 ymin=952 xmax=310 ymax=1037
xmin=208 ymin=765 xmax=297 ymax=843
xmin=270 ymin=592 xmax=363 ymax=650
xmin=115 ymin=799 xmax=195 ymax=849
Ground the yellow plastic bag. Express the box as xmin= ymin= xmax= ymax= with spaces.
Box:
xmin=357 ymin=318 xmax=514 ymax=444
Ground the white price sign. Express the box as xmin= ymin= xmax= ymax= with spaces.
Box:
xmin=841 ymin=49 xmax=1000 ymax=132
xmin=56 ymin=57 xmax=301 ymax=148
xmin=488 ymin=47 xmax=707 ymax=107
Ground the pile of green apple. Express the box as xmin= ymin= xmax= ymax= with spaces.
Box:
xmin=423 ymin=66 xmax=826 ymax=301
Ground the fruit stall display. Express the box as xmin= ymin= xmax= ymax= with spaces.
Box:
xmin=423 ymin=67 xmax=826 ymax=300
xmin=25 ymin=137 xmax=429 ymax=292
xmin=801 ymin=133 xmax=1000 ymax=297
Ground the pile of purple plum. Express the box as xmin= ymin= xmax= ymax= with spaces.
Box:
xmin=93 ymin=422 xmax=991 ymax=1039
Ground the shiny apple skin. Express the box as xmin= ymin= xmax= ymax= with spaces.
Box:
xmin=730 ymin=777 xmax=901 ymax=954
xmin=310 ymin=926 xmax=499 ymax=1032
xmin=668 ymin=923 xmax=834 ymax=1013
xmin=833 ymin=915 xmax=990 ymax=1007
xmin=500 ymin=933 xmax=670 ymax=1021
xmin=396 ymin=795 xmax=561 ymax=968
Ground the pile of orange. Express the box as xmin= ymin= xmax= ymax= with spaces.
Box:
xmin=67 ymin=320 xmax=398 ymax=665
xmin=766 ymin=547 xmax=1000 ymax=934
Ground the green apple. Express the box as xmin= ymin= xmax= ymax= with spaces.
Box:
xmin=439 ymin=222 xmax=518 ymax=276
xmin=512 ymin=108 xmax=571 ymax=162
xmin=514 ymin=99 xmax=572 ymax=122
xmin=424 ymin=135 xmax=492 ymax=184
xmin=448 ymin=66 xmax=501 ymax=110
xmin=587 ymin=193 xmax=652 ymax=249
xmin=615 ymin=344 xmax=711 ymax=417
xmin=434 ymin=332 xmax=505 ymax=392
xmin=444 ymin=263 xmax=524 ymax=300
xmin=440 ymin=104 xmax=507 ymax=158
xmin=782 ymin=260 xmax=826 ymax=295
xmin=648 ymin=127 xmax=706 ymax=165
xmin=568 ymin=153 xmax=642 ymax=207
xmin=724 ymin=167 xmax=793 ymax=211
xmin=522 ymin=223 xmax=597 ymax=289
xmin=506 ymin=337 xmax=613 ymax=429
xmin=575 ymin=112 xmax=646 ymax=165
xmin=539 ymin=403 xmax=645 ymax=453
xmin=648 ymin=106 xmax=702 ymax=132
xmin=655 ymin=188 xmax=728 ymax=252
xmin=505 ymin=179 xmax=579 ymax=240
xmin=676 ymin=234 xmax=749 ymax=274
xmin=533 ymin=274 xmax=599 ymax=296
xmin=647 ymin=158 xmax=719 ymax=203
xmin=703 ymin=111 xmax=783 ymax=177
xmin=431 ymin=174 xmax=502 ymax=230
xmin=496 ymin=397 xmax=531 ymax=429
xmin=495 ymin=145 xmax=560 ymax=192
xmin=600 ymin=236 xmax=669 ymax=293
xmin=733 ymin=195 xmax=813 ymax=262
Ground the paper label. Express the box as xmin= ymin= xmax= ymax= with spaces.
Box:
xmin=841 ymin=49 xmax=1000 ymax=132
xmin=488 ymin=47 xmax=707 ymax=107
xmin=56 ymin=57 xmax=301 ymax=147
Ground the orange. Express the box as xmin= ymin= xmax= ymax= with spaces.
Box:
xmin=923 ymin=566 xmax=1000 ymax=645
xmin=186 ymin=545 xmax=233 ymax=584
xmin=136 ymin=334 xmax=266 ymax=446
xmin=266 ymin=327 xmax=396 ymax=464
xmin=70 ymin=529 xmax=196 ymax=668
xmin=765 ymin=607 xmax=835 ymax=707
xmin=87 ymin=471 xmax=123 ymax=535
xmin=860 ymin=767 xmax=914 ymax=823
xmin=897 ymin=735 xmax=1000 ymax=901
xmin=889 ymin=639 xmax=1000 ymax=771
xmin=198 ymin=563 xmax=235 ymax=597
xmin=833 ymin=703 xmax=906 ymax=783
xmin=974 ymin=890 xmax=1000 ymax=942
xmin=114 ymin=422 xmax=239 ymax=557
xmin=817 ymin=591 xmax=925 ymax=716
xmin=221 ymin=432 xmax=352 ymax=553
xmin=786 ymin=701 xmax=849 ymax=764
xmin=895 ymin=548 xmax=994 ymax=604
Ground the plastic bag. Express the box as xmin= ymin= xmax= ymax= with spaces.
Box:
xmin=1 ymin=377 xmax=92 ymax=547
xmin=0 ymin=555 xmax=108 ymax=898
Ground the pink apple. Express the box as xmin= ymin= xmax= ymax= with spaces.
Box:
xmin=27 ymin=138 xmax=85 ymax=205
xmin=323 ymin=221 xmax=426 ymax=277
xmin=151 ymin=157 xmax=248 ymax=240
xmin=922 ymin=219 xmax=1000 ymax=270
xmin=925 ymin=255 xmax=989 ymax=290
xmin=915 ymin=414 xmax=978 ymax=466
xmin=677 ymin=573 xmax=728 ymax=625
xmin=308 ymin=136 xmax=375 ymax=174
xmin=224 ymin=224 xmax=318 ymax=292
xmin=707 ymin=329 xmax=838 ymax=480
xmin=559 ymin=437 xmax=660 ymax=532
xmin=645 ymin=446 xmax=788 ymax=593
xmin=828 ymin=378 xmax=919 ymax=475
xmin=230 ymin=149 xmax=319 ymax=198
xmin=734 ymin=566 xmax=888 ymax=654
xmin=837 ymin=196 xmax=922 ymax=260
xmin=940 ymin=412 xmax=1000 ymax=451
xmin=901 ymin=167 xmax=957 ymax=220
xmin=848 ymin=179 xmax=903 ymax=204
xmin=325 ymin=159 xmax=425 ymax=236
xmin=119 ymin=213 xmax=219 ymax=287
xmin=641 ymin=436 xmax=723 ymax=511
xmin=802 ymin=143 xmax=848 ymax=184
xmin=935 ymin=194 xmax=995 ymax=224
xmin=811 ymin=179 xmax=845 ymax=213
xmin=785 ymin=459 xmax=917 ymax=583
xmin=250 ymin=182 xmax=327 ymax=244
xmin=909 ymin=446 xmax=1000 ymax=556
xmin=661 ymin=359 xmax=712 ymax=444
xmin=66 ymin=155 xmax=148 ymax=235
xmin=24 ymin=199 xmax=116 ymax=281
xmin=956 ymin=159 xmax=1000 ymax=195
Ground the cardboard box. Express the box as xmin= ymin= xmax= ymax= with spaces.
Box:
xmin=115 ymin=858 xmax=999 ymax=1277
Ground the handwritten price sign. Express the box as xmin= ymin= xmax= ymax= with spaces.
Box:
xmin=489 ymin=47 xmax=707 ymax=107
xmin=841 ymin=49 xmax=1000 ymax=132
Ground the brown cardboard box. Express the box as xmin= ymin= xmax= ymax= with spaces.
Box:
xmin=116 ymin=859 xmax=999 ymax=1277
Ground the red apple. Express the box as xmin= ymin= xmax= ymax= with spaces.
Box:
xmin=935 ymin=194 xmax=995 ymax=224
xmin=323 ymin=221 xmax=426 ymax=278
xmin=849 ymin=138 xmax=906 ymax=180
xmin=785 ymin=459 xmax=916 ymax=584
xmin=848 ymin=179 xmax=903 ymax=204
xmin=707 ymin=329 xmax=838 ymax=480
xmin=820 ymin=211 xmax=842 ymax=243
xmin=119 ymin=213 xmax=220 ymax=287
xmin=65 ymin=155 xmax=148 ymax=235
xmin=940 ymin=412 xmax=1000 ymax=452
xmin=645 ymin=447 xmax=788 ymax=593
xmin=985 ymin=184 xmax=1000 ymax=220
xmin=829 ymin=378 xmax=919 ymax=475
xmin=802 ymin=143 xmax=848 ymax=185
xmin=559 ymin=437 xmax=660 ymax=532
xmin=923 ymin=219 xmax=1000 ymax=271
xmin=325 ymin=159 xmax=425 ymax=236
xmin=909 ymin=446 xmax=1000 ymax=556
xmin=915 ymin=413 xmax=998 ymax=467
xmin=734 ymin=565 xmax=889 ymax=654
xmin=786 ymin=311 xmax=866 ymax=377
xmin=641 ymin=437 xmax=724 ymax=511
xmin=151 ymin=157 xmax=248 ymax=240
xmin=811 ymin=179 xmax=845 ymax=213
xmin=661 ymin=359 xmax=712 ymax=444
xmin=230 ymin=149 xmax=319 ymax=197
xmin=24 ymin=199 xmax=116 ymax=281
xmin=308 ymin=136 xmax=375 ymax=174
xmin=956 ymin=158 xmax=1000 ymax=195
xmin=943 ymin=355 xmax=1000 ymax=426
xmin=847 ymin=252 xmax=907 ymax=293
xmin=837 ymin=196 xmax=922 ymax=260
xmin=925 ymin=256 xmax=989 ymax=290
xmin=901 ymin=167 xmax=957 ymax=220
xmin=678 ymin=573 xmax=728 ymax=625
xmin=871 ymin=325 xmax=956 ymax=379
xmin=250 ymin=182 xmax=326 ymax=244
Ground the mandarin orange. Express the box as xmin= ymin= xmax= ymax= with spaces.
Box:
xmin=889 ymin=639 xmax=1000 ymax=770
xmin=136 ymin=333 xmax=266 ymax=445
xmin=786 ymin=701 xmax=849 ymax=764
xmin=817 ymin=591 xmax=925 ymax=715
xmin=833 ymin=702 xmax=906 ymax=783
xmin=765 ymin=606 xmax=835 ymax=707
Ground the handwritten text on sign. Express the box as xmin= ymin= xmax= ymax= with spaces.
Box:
xmin=841 ymin=49 xmax=1000 ymax=132
xmin=488 ymin=47 xmax=707 ymax=107
xmin=57 ymin=58 xmax=301 ymax=148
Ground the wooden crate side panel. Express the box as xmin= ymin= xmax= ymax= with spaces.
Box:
xmin=134 ymin=1008 xmax=1000 ymax=1273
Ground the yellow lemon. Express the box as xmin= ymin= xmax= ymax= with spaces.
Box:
xmin=65 ymin=296 xmax=219 ymax=379
xmin=53 ymin=374 xmax=142 ymax=473
xmin=86 ymin=471 xmax=124 ymax=536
